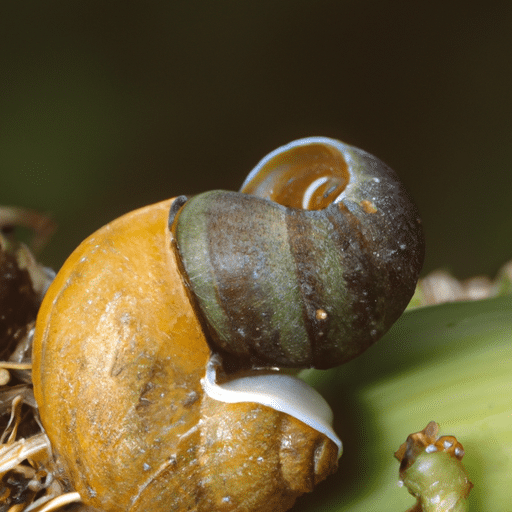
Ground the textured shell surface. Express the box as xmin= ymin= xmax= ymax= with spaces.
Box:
xmin=172 ymin=137 xmax=424 ymax=369
xmin=32 ymin=199 xmax=338 ymax=512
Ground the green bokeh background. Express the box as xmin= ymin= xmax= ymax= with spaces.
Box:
xmin=1 ymin=1 xmax=511 ymax=276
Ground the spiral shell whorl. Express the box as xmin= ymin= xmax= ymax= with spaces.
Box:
xmin=173 ymin=138 xmax=424 ymax=369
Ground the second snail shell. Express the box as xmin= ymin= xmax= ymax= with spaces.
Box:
xmin=32 ymin=199 xmax=339 ymax=512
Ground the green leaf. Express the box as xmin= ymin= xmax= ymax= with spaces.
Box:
xmin=297 ymin=296 xmax=512 ymax=512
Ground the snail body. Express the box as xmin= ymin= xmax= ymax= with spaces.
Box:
xmin=32 ymin=137 xmax=424 ymax=512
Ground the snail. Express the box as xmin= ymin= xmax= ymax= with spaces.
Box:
xmin=32 ymin=137 xmax=424 ymax=512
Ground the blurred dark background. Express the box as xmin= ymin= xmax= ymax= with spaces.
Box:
xmin=1 ymin=1 xmax=511 ymax=277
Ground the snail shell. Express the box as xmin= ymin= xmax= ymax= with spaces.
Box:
xmin=171 ymin=137 xmax=424 ymax=369
xmin=32 ymin=199 xmax=339 ymax=512
xmin=32 ymin=137 xmax=423 ymax=512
